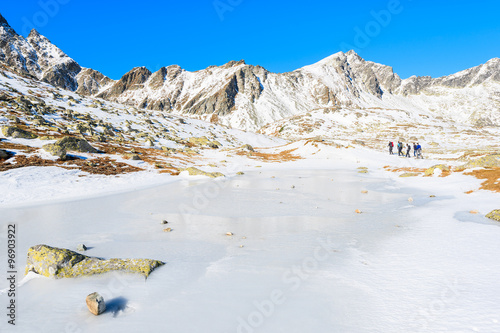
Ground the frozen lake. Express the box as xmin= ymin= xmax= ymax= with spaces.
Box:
xmin=1 ymin=168 xmax=500 ymax=332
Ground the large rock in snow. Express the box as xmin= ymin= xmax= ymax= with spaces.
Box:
xmin=182 ymin=167 xmax=225 ymax=178
xmin=1 ymin=126 xmax=38 ymax=139
xmin=25 ymin=244 xmax=164 ymax=278
xmin=458 ymin=154 xmax=500 ymax=170
xmin=43 ymin=136 xmax=99 ymax=155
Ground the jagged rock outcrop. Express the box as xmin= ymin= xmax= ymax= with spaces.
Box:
xmin=26 ymin=29 xmax=81 ymax=91
xmin=0 ymin=14 xmax=40 ymax=77
xmin=0 ymin=14 xmax=84 ymax=90
xmin=76 ymin=68 xmax=113 ymax=95
xmin=98 ymin=66 xmax=152 ymax=99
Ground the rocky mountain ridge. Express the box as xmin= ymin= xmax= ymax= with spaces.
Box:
xmin=0 ymin=13 xmax=498 ymax=132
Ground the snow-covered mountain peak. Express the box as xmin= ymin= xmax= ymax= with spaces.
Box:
xmin=0 ymin=13 xmax=11 ymax=29
xmin=0 ymin=14 xmax=18 ymax=38
xmin=303 ymin=51 xmax=348 ymax=69
xmin=27 ymin=29 xmax=71 ymax=64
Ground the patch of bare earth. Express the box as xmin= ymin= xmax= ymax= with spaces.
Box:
xmin=383 ymin=166 xmax=427 ymax=173
xmin=236 ymin=148 xmax=302 ymax=163
xmin=0 ymin=155 xmax=142 ymax=175
xmin=95 ymin=143 xmax=189 ymax=175
xmin=0 ymin=140 xmax=38 ymax=153
xmin=464 ymin=167 xmax=500 ymax=193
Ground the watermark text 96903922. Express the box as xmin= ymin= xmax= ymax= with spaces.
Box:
xmin=6 ymin=224 xmax=17 ymax=326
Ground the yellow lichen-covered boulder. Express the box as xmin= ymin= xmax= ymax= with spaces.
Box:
xmin=182 ymin=167 xmax=224 ymax=178
xmin=188 ymin=137 xmax=220 ymax=149
xmin=43 ymin=136 xmax=99 ymax=155
xmin=240 ymin=144 xmax=255 ymax=152
xmin=485 ymin=210 xmax=500 ymax=222
xmin=1 ymin=126 xmax=38 ymax=139
xmin=424 ymin=164 xmax=450 ymax=176
xmin=458 ymin=154 xmax=500 ymax=171
xmin=399 ymin=172 xmax=420 ymax=177
xmin=25 ymin=245 xmax=164 ymax=278
xmin=188 ymin=136 xmax=210 ymax=146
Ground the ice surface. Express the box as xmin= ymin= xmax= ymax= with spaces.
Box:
xmin=1 ymin=161 xmax=500 ymax=332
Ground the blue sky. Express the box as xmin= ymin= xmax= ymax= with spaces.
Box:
xmin=2 ymin=0 xmax=499 ymax=80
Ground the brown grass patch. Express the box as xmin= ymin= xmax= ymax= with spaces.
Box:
xmin=236 ymin=148 xmax=302 ymax=162
xmin=0 ymin=155 xmax=142 ymax=175
xmin=464 ymin=167 xmax=500 ymax=193
xmin=94 ymin=143 xmax=184 ymax=175
xmin=384 ymin=166 xmax=427 ymax=173
xmin=0 ymin=140 xmax=38 ymax=153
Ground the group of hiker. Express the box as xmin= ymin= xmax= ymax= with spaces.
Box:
xmin=388 ymin=141 xmax=423 ymax=159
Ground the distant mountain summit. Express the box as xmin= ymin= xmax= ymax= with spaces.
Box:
xmin=0 ymin=13 xmax=110 ymax=92
xmin=0 ymin=13 xmax=498 ymax=131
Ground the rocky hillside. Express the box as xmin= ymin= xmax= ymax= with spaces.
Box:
xmin=0 ymin=13 xmax=499 ymax=133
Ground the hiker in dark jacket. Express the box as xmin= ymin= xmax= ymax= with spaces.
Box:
xmin=406 ymin=144 xmax=411 ymax=157
xmin=413 ymin=143 xmax=417 ymax=156
xmin=388 ymin=141 xmax=394 ymax=155
xmin=416 ymin=143 xmax=423 ymax=159
xmin=397 ymin=141 xmax=403 ymax=156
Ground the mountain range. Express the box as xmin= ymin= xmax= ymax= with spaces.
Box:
xmin=1 ymin=13 xmax=499 ymax=132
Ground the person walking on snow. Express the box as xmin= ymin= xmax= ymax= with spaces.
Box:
xmin=413 ymin=143 xmax=417 ymax=157
xmin=388 ymin=141 xmax=394 ymax=155
xmin=416 ymin=143 xmax=423 ymax=159
xmin=406 ymin=144 xmax=411 ymax=158
xmin=397 ymin=141 xmax=403 ymax=156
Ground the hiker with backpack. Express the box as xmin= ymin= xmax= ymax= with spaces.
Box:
xmin=415 ymin=143 xmax=423 ymax=159
xmin=388 ymin=141 xmax=394 ymax=155
xmin=405 ymin=144 xmax=411 ymax=158
xmin=413 ymin=143 xmax=417 ymax=157
xmin=397 ymin=141 xmax=403 ymax=156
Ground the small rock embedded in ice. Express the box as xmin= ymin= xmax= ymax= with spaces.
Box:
xmin=163 ymin=228 xmax=172 ymax=232
xmin=470 ymin=210 xmax=479 ymax=214
xmin=226 ymin=232 xmax=233 ymax=236
xmin=86 ymin=292 xmax=106 ymax=316
xmin=161 ymin=220 xmax=169 ymax=224
xmin=361 ymin=190 xmax=368 ymax=194
xmin=408 ymin=197 xmax=414 ymax=202
xmin=355 ymin=209 xmax=362 ymax=214
xmin=76 ymin=244 xmax=87 ymax=252
xmin=430 ymin=195 xmax=436 ymax=198
xmin=291 ymin=185 xmax=295 ymax=189
xmin=239 ymin=245 xmax=244 ymax=248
